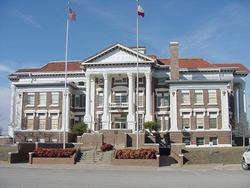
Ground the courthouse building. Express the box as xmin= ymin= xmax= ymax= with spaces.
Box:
xmin=8 ymin=42 xmax=249 ymax=146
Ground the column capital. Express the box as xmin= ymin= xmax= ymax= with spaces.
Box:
xmin=103 ymin=73 xmax=109 ymax=80
xmin=145 ymin=72 xmax=152 ymax=78
xmin=127 ymin=72 xmax=134 ymax=79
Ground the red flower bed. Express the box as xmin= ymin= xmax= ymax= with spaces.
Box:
xmin=33 ymin=148 xmax=76 ymax=158
xmin=115 ymin=148 xmax=158 ymax=159
xmin=100 ymin=143 xmax=113 ymax=152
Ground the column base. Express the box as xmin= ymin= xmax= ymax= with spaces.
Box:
xmin=144 ymin=114 xmax=153 ymax=122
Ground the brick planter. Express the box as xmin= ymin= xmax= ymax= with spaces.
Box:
xmin=112 ymin=155 xmax=160 ymax=167
xmin=29 ymin=152 xmax=76 ymax=164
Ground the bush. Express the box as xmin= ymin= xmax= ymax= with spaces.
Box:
xmin=100 ymin=143 xmax=113 ymax=152
xmin=71 ymin=122 xmax=87 ymax=136
xmin=144 ymin=121 xmax=158 ymax=132
xmin=115 ymin=148 xmax=158 ymax=159
xmin=33 ymin=148 xmax=76 ymax=158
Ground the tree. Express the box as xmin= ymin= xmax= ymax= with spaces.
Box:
xmin=71 ymin=122 xmax=87 ymax=136
xmin=144 ymin=121 xmax=159 ymax=132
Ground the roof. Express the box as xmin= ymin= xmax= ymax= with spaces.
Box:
xmin=158 ymin=58 xmax=216 ymax=68
xmin=15 ymin=61 xmax=81 ymax=73
xmin=213 ymin=63 xmax=249 ymax=72
xmin=158 ymin=58 xmax=249 ymax=72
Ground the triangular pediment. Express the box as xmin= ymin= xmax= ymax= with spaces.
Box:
xmin=82 ymin=43 xmax=155 ymax=65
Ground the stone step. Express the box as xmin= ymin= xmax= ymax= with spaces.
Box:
xmin=78 ymin=150 xmax=113 ymax=165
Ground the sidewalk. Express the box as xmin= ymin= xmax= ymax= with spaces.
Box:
xmin=0 ymin=162 xmax=242 ymax=171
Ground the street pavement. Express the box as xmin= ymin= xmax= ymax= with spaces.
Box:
xmin=0 ymin=163 xmax=249 ymax=188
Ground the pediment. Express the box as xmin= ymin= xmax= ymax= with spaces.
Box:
xmin=82 ymin=43 xmax=154 ymax=65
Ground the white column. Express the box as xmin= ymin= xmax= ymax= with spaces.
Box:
xmin=90 ymin=77 xmax=96 ymax=131
xmin=8 ymin=84 xmax=16 ymax=137
xmin=102 ymin=73 xmax=110 ymax=129
xmin=144 ymin=72 xmax=153 ymax=122
xmin=221 ymin=89 xmax=230 ymax=130
xmin=127 ymin=72 xmax=135 ymax=130
xmin=169 ymin=88 xmax=178 ymax=131
xmin=84 ymin=73 xmax=92 ymax=129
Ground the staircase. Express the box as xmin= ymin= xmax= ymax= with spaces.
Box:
xmin=77 ymin=150 xmax=113 ymax=165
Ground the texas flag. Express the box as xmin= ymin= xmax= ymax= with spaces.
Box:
xmin=68 ymin=7 xmax=76 ymax=21
xmin=137 ymin=5 xmax=144 ymax=17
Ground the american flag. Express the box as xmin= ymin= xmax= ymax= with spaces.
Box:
xmin=68 ymin=7 xmax=76 ymax=21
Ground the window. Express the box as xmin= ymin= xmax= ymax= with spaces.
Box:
xmin=38 ymin=113 xmax=46 ymax=130
xmin=27 ymin=93 xmax=35 ymax=106
xmin=138 ymin=91 xmax=144 ymax=107
xmin=181 ymin=91 xmax=190 ymax=104
xmin=98 ymin=114 xmax=102 ymax=130
xmin=39 ymin=93 xmax=47 ymax=106
xmin=114 ymin=77 xmax=127 ymax=85
xmin=138 ymin=77 xmax=144 ymax=84
xmin=114 ymin=91 xmax=127 ymax=104
xmin=209 ymin=112 xmax=217 ymax=129
xmin=183 ymin=137 xmax=190 ymax=145
xmin=138 ymin=114 xmax=144 ymax=130
xmin=51 ymin=114 xmax=58 ymax=130
xmin=157 ymin=78 xmax=166 ymax=85
xmin=182 ymin=112 xmax=190 ymax=130
xmin=196 ymin=137 xmax=204 ymax=146
xmin=26 ymin=113 xmax=34 ymax=130
xmin=208 ymin=90 xmax=217 ymax=104
xmin=196 ymin=112 xmax=204 ymax=129
xmin=114 ymin=117 xmax=126 ymax=129
xmin=97 ymin=91 xmax=103 ymax=107
xmin=156 ymin=92 xmax=170 ymax=107
xmin=51 ymin=93 xmax=59 ymax=105
xmin=194 ymin=91 xmax=203 ymax=104
xmin=210 ymin=137 xmax=218 ymax=145
xmin=75 ymin=95 xmax=80 ymax=108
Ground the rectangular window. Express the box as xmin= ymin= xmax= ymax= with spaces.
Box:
xmin=38 ymin=113 xmax=46 ymax=130
xmin=51 ymin=93 xmax=59 ymax=105
xmin=75 ymin=95 xmax=80 ymax=108
xmin=196 ymin=137 xmax=204 ymax=146
xmin=209 ymin=117 xmax=217 ymax=129
xmin=209 ymin=112 xmax=217 ymax=129
xmin=181 ymin=91 xmax=190 ymax=104
xmin=183 ymin=137 xmax=190 ymax=145
xmin=51 ymin=114 xmax=58 ymax=130
xmin=114 ymin=91 xmax=127 ymax=104
xmin=156 ymin=92 xmax=169 ymax=107
xmin=210 ymin=137 xmax=218 ymax=145
xmin=80 ymin=94 xmax=85 ymax=107
xmin=26 ymin=114 xmax=34 ymax=130
xmin=208 ymin=90 xmax=217 ymax=104
xmin=195 ymin=91 xmax=203 ymax=104
xmin=114 ymin=117 xmax=126 ymax=129
xmin=39 ymin=93 xmax=47 ymax=106
xmin=27 ymin=93 xmax=35 ymax=105
xmin=196 ymin=112 xmax=204 ymax=129
xmin=138 ymin=91 xmax=144 ymax=107
xmin=182 ymin=112 xmax=190 ymax=130
xmin=138 ymin=114 xmax=143 ymax=130
xmin=97 ymin=91 xmax=103 ymax=107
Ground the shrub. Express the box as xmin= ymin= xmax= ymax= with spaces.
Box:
xmin=115 ymin=148 xmax=158 ymax=159
xmin=100 ymin=143 xmax=113 ymax=152
xmin=33 ymin=148 xmax=76 ymax=158
xmin=71 ymin=122 xmax=87 ymax=136
xmin=144 ymin=121 xmax=158 ymax=132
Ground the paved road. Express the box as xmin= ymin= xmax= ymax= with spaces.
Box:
xmin=0 ymin=164 xmax=249 ymax=188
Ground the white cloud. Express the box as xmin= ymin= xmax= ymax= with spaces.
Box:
xmin=0 ymin=87 xmax=10 ymax=135
xmin=0 ymin=63 xmax=13 ymax=74
xmin=12 ymin=9 xmax=41 ymax=29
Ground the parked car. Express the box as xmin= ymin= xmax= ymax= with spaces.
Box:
xmin=241 ymin=146 xmax=250 ymax=170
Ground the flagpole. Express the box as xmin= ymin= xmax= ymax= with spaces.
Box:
xmin=63 ymin=1 xmax=70 ymax=149
xmin=136 ymin=0 xmax=139 ymax=149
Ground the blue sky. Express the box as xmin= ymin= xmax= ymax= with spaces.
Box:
xmin=0 ymin=0 xmax=249 ymax=134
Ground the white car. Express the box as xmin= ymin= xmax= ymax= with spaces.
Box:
xmin=241 ymin=146 xmax=250 ymax=170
